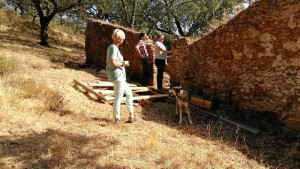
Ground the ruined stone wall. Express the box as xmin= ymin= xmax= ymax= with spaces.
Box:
xmin=167 ymin=0 xmax=300 ymax=128
xmin=167 ymin=37 xmax=201 ymax=86
xmin=85 ymin=19 xmax=154 ymax=83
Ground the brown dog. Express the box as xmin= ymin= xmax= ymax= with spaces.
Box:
xmin=172 ymin=87 xmax=193 ymax=124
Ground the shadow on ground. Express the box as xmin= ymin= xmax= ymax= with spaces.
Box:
xmin=0 ymin=129 xmax=124 ymax=168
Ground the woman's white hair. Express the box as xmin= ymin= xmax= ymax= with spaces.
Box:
xmin=112 ymin=29 xmax=125 ymax=41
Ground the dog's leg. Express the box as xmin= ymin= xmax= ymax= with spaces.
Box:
xmin=175 ymin=98 xmax=179 ymax=115
xmin=178 ymin=106 xmax=183 ymax=125
xmin=186 ymin=107 xmax=193 ymax=124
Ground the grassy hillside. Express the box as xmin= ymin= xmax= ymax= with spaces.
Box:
xmin=0 ymin=9 xmax=298 ymax=169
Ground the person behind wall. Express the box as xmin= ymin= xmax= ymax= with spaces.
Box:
xmin=154 ymin=33 xmax=173 ymax=91
xmin=135 ymin=32 xmax=150 ymax=86
xmin=106 ymin=29 xmax=136 ymax=123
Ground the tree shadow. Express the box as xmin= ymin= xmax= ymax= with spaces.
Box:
xmin=0 ymin=129 xmax=127 ymax=168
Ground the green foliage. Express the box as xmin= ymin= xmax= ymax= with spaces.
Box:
xmin=2 ymin=0 xmax=239 ymax=40
xmin=0 ymin=54 xmax=18 ymax=76
xmin=144 ymin=0 xmax=237 ymax=36
xmin=164 ymin=34 xmax=174 ymax=50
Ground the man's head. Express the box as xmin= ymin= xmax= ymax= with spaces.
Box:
xmin=139 ymin=32 xmax=146 ymax=40
xmin=156 ymin=33 xmax=164 ymax=42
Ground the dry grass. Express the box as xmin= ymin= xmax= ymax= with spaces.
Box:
xmin=0 ymin=53 xmax=18 ymax=75
xmin=0 ymin=11 xmax=270 ymax=169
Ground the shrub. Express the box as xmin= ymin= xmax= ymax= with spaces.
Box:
xmin=0 ymin=8 xmax=9 ymax=23
xmin=20 ymin=79 xmax=66 ymax=113
xmin=0 ymin=54 xmax=18 ymax=76
xmin=5 ymin=77 xmax=69 ymax=115
xmin=51 ymin=53 xmax=69 ymax=63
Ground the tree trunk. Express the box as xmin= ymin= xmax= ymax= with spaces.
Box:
xmin=40 ymin=20 xmax=49 ymax=46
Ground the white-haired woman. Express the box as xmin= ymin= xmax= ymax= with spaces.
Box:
xmin=106 ymin=29 xmax=136 ymax=123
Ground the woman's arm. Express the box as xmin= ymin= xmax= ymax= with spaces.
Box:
xmin=110 ymin=59 xmax=124 ymax=67
xmin=110 ymin=59 xmax=129 ymax=67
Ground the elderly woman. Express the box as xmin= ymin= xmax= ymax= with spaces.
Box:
xmin=106 ymin=29 xmax=136 ymax=123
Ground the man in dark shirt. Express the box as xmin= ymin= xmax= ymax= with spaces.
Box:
xmin=135 ymin=33 xmax=150 ymax=86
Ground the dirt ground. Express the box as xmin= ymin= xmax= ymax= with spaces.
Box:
xmin=0 ymin=28 xmax=299 ymax=169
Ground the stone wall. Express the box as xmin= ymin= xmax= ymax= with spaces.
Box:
xmin=167 ymin=0 xmax=300 ymax=128
xmin=85 ymin=19 xmax=154 ymax=83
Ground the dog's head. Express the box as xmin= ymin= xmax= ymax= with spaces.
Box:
xmin=169 ymin=86 xmax=181 ymax=97
xmin=171 ymin=86 xmax=193 ymax=101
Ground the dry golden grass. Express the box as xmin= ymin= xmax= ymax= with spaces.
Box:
xmin=0 ymin=53 xmax=18 ymax=75
xmin=0 ymin=10 xmax=270 ymax=169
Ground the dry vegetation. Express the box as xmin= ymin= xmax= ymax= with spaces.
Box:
xmin=0 ymin=9 xmax=298 ymax=169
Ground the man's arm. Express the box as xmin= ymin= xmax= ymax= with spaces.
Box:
xmin=135 ymin=44 xmax=143 ymax=58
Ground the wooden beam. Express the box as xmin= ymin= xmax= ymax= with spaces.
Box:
xmin=74 ymin=79 xmax=106 ymax=101
xmin=190 ymin=96 xmax=212 ymax=110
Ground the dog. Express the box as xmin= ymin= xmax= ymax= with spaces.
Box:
xmin=172 ymin=87 xmax=193 ymax=124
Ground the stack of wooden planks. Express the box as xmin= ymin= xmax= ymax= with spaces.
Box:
xmin=73 ymin=79 xmax=169 ymax=102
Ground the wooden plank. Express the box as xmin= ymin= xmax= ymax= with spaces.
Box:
xmin=93 ymin=89 xmax=114 ymax=95
xmin=105 ymin=94 xmax=169 ymax=101
xmin=130 ymin=86 xmax=150 ymax=90
xmin=97 ymin=81 xmax=137 ymax=87
xmin=130 ymin=86 xmax=151 ymax=92
xmin=74 ymin=79 xmax=106 ymax=101
xmin=190 ymin=96 xmax=212 ymax=110
xmin=88 ymin=82 xmax=114 ymax=87
xmin=93 ymin=87 xmax=150 ymax=95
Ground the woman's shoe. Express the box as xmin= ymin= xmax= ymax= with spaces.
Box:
xmin=126 ymin=116 xmax=137 ymax=123
xmin=114 ymin=118 xmax=122 ymax=124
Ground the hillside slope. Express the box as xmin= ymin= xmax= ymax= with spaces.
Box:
xmin=0 ymin=11 xmax=298 ymax=168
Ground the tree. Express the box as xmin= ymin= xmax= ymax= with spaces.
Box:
xmin=79 ymin=0 xmax=237 ymax=37
xmin=75 ymin=0 xmax=120 ymax=21
xmin=4 ymin=0 xmax=239 ymax=42
xmin=79 ymin=0 xmax=145 ymax=29
xmin=5 ymin=0 xmax=38 ymax=22
xmin=144 ymin=0 xmax=237 ymax=37
xmin=31 ymin=0 xmax=83 ymax=46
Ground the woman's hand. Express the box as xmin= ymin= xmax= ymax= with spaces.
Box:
xmin=123 ymin=61 xmax=130 ymax=67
